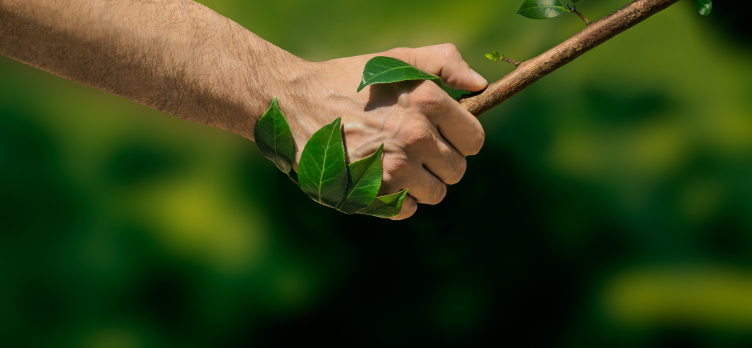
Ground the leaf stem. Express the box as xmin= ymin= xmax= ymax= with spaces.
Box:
xmin=568 ymin=5 xmax=591 ymax=26
xmin=501 ymin=57 xmax=522 ymax=67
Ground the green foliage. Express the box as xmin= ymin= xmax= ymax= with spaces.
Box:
xmin=254 ymin=101 xmax=406 ymax=218
xmin=517 ymin=0 xmax=569 ymax=19
xmin=254 ymin=56 xmax=443 ymax=217
xmin=337 ymin=144 xmax=384 ymax=215
xmin=357 ymin=56 xmax=442 ymax=92
xmin=359 ymin=189 xmax=409 ymax=218
xmin=485 ymin=50 xmax=503 ymax=61
xmin=254 ymin=97 xmax=297 ymax=182
xmin=695 ymin=0 xmax=712 ymax=16
xmin=297 ymin=117 xmax=349 ymax=208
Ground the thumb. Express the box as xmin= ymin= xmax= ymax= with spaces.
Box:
xmin=386 ymin=43 xmax=488 ymax=92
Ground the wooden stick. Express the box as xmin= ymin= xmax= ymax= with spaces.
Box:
xmin=459 ymin=0 xmax=680 ymax=116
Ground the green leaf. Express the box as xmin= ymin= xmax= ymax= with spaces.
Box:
xmin=337 ymin=144 xmax=384 ymax=215
xmin=573 ymin=0 xmax=580 ymax=3
xmin=517 ymin=0 xmax=568 ymax=19
xmin=485 ymin=50 xmax=504 ymax=61
xmin=297 ymin=117 xmax=348 ymax=208
xmin=358 ymin=189 xmax=409 ymax=219
xmin=357 ymin=56 xmax=441 ymax=92
xmin=695 ymin=0 xmax=711 ymax=16
xmin=254 ymin=97 xmax=296 ymax=180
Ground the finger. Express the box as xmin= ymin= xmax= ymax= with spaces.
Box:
xmin=405 ymin=167 xmax=447 ymax=205
xmin=380 ymin=154 xmax=445 ymax=206
xmin=421 ymin=132 xmax=467 ymax=185
xmin=390 ymin=194 xmax=417 ymax=220
xmin=387 ymin=43 xmax=488 ymax=92
xmin=408 ymin=83 xmax=485 ymax=156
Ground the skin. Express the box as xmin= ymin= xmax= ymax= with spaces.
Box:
xmin=0 ymin=0 xmax=487 ymax=220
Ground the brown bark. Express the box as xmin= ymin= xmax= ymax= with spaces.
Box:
xmin=459 ymin=0 xmax=680 ymax=116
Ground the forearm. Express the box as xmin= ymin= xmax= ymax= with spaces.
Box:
xmin=0 ymin=0 xmax=305 ymax=138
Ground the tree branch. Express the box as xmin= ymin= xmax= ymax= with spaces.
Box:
xmin=459 ymin=0 xmax=680 ymax=116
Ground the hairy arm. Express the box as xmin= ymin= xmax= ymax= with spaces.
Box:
xmin=0 ymin=0 xmax=302 ymax=138
xmin=0 ymin=0 xmax=488 ymax=220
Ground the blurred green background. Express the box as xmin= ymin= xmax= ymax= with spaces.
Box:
xmin=1 ymin=0 xmax=751 ymax=347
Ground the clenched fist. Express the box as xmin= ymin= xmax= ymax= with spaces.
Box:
xmin=275 ymin=44 xmax=488 ymax=219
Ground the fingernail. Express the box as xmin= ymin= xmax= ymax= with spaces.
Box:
xmin=470 ymin=69 xmax=487 ymax=86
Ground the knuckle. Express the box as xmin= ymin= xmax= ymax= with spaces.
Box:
xmin=465 ymin=128 xmax=486 ymax=156
xmin=442 ymin=43 xmax=463 ymax=63
xmin=409 ymin=86 xmax=442 ymax=110
xmin=442 ymin=43 xmax=459 ymax=56
xmin=398 ymin=121 xmax=432 ymax=147
xmin=424 ymin=180 xmax=447 ymax=205
xmin=382 ymin=154 xmax=410 ymax=182
xmin=444 ymin=156 xmax=467 ymax=185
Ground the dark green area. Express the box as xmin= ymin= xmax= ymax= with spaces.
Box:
xmin=1 ymin=0 xmax=750 ymax=347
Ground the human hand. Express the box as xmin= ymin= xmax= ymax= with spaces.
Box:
xmin=275 ymin=44 xmax=487 ymax=220
xmin=0 ymin=0 xmax=485 ymax=220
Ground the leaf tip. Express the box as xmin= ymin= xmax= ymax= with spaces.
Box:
xmin=391 ymin=188 xmax=409 ymax=216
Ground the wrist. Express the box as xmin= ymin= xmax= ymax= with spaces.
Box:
xmin=219 ymin=31 xmax=318 ymax=141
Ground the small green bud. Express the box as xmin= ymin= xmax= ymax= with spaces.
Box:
xmin=485 ymin=50 xmax=503 ymax=61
